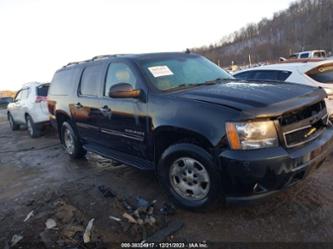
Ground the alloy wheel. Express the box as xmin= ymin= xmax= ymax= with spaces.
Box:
xmin=63 ymin=128 xmax=75 ymax=155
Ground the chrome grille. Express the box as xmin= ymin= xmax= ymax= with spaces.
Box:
xmin=279 ymin=101 xmax=328 ymax=148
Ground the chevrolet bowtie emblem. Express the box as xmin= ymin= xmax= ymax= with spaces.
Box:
xmin=305 ymin=127 xmax=317 ymax=138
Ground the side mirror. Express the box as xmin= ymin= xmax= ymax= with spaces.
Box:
xmin=108 ymin=83 xmax=141 ymax=99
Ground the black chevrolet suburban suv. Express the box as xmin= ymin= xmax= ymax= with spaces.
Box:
xmin=48 ymin=52 xmax=333 ymax=209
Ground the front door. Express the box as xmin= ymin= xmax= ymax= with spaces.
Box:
xmin=97 ymin=61 xmax=148 ymax=159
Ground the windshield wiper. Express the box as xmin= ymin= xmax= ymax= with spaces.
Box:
xmin=204 ymin=78 xmax=236 ymax=85
xmin=168 ymin=78 xmax=236 ymax=91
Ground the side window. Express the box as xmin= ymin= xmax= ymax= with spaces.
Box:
xmin=104 ymin=62 xmax=138 ymax=96
xmin=49 ymin=69 xmax=75 ymax=96
xmin=300 ymin=53 xmax=309 ymax=59
xmin=21 ymin=88 xmax=30 ymax=99
xmin=234 ymin=71 xmax=254 ymax=80
xmin=80 ymin=64 xmax=104 ymax=96
xmin=277 ymin=71 xmax=292 ymax=81
xmin=254 ymin=70 xmax=278 ymax=81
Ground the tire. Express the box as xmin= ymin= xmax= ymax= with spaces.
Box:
xmin=61 ymin=121 xmax=87 ymax=159
xmin=157 ymin=143 xmax=223 ymax=210
xmin=26 ymin=115 xmax=41 ymax=138
xmin=8 ymin=113 xmax=20 ymax=131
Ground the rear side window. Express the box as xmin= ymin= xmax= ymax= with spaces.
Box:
xmin=234 ymin=71 xmax=255 ymax=80
xmin=49 ymin=69 xmax=75 ymax=96
xmin=235 ymin=70 xmax=291 ymax=81
xmin=254 ymin=70 xmax=292 ymax=81
xmin=307 ymin=64 xmax=333 ymax=84
xmin=79 ymin=64 xmax=104 ymax=96
xmin=37 ymin=84 xmax=49 ymax=96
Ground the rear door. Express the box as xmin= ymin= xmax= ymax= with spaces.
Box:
xmin=71 ymin=62 xmax=107 ymax=144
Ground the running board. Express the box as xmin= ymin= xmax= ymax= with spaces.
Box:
xmin=83 ymin=143 xmax=154 ymax=171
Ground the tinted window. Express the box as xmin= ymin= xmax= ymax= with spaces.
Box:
xmin=37 ymin=84 xmax=49 ymax=96
xmin=80 ymin=64 xmax=104 ymax=96
xmin=50 ymin=69 xmax=75 ymax=96
xmin=104 ymin=63 xmax=138 ymax=96
xmin=308 ymin=67 xmax=333 ymax=83
xmin=254 ymin=70 xmax=292 ymax=81
xmin=234 ymin=71 xmax=255 ymax=80
xmin=300 ymin=53 xmax=309 ymax=58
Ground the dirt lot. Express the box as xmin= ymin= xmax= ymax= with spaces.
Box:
xmin=1 ymin=117 xmax=333 ymax=248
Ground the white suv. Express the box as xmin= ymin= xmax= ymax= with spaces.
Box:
xmin=7 ymin=82 xmax=50 ymax=138
xmin=234 ymin=60 xmax=333 ymax=118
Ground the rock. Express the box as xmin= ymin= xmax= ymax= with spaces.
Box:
xmin=45 ymin=218 xmax=57 ymax=229
xmin=10 ymin=234 xmax=23 ymax=247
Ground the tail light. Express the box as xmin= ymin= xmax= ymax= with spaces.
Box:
xmin=35 ymin=96 xmax=47 ymax=103
xmin=48 ymin=100 xmax=56 ymax=115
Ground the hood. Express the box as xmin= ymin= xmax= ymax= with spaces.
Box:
xmin=176 ymin=81 xmax=326 ymax=118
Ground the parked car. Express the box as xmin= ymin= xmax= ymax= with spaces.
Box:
xmin=0 ymin=97 xmax=13 ymax=108
xmin=288 ymin=50 xmax=327 ymax=59
xmin=7 ymin=82 xmax=50 ymax=137
xmin=234 ymin=60 xmax=333 ymax=118
xmin=48 ymin=52 xmax=333 ymax=209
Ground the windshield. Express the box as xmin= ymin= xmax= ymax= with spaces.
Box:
xmin=138 ymin=55 xmax=233 ymax=91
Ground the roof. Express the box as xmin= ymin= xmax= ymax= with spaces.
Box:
xmin=60 ymin=52 xmax=196 ymax=70
xmin=235 ymin=59 xmax=333 ymax=74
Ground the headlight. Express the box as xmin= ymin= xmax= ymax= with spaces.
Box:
xmin=226 ymin=120 xmax=278 ymax=150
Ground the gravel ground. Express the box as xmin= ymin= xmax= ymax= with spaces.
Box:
xmin=0 ymin=109 xmax=7 ymax=122
xmin=0 ymin=120 xmax=333 ymax=248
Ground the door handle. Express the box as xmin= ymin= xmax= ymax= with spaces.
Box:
xmin=75 ymin=102 xmax=83 ymax=108
xmin=100 ymin=105 xmax=111 ymax=112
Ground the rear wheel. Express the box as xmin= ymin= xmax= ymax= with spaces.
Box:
xmin=158 ymin=143 xmax=223 ymax=210
xmin=26 ymin=115 xmax=41 ymax=138
xmin=8 ymin=113 xmax=19 ymax=131
xmin=61 ymin=121 xmax=87 ymax=159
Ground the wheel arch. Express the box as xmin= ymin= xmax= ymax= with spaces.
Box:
xmin=153 ymin=126 xmax=215 ymax=166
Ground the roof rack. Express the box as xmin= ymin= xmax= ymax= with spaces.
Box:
xmin=62 ymin=54 xmax=125 ymax=68
xmin=91 ymin=54 xmax=116 ymax=61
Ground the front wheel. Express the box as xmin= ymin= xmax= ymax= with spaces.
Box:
xmin=158 ymin=143 xmax=223 ymax=210
xmin=61 ymin=121 xmax=87 ymax=159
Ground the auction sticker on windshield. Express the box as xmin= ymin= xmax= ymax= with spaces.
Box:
xmin=148 ymin=65 xmax=174 ymax=77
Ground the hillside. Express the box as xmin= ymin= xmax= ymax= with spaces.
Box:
xmin=194 ymin=0 xmax=333 ymax=66
xmin=0 ymin=90 xmax=16 ymax=98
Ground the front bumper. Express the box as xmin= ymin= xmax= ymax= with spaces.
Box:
xmin=219 ymin=127 xmax=333 ymax=201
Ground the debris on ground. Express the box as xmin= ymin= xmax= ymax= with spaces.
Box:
xmin=83 ymin=218 xmax=95 ymax=243
xmin=98 ymin=185 xmax=116 ymax=198
xmin=109 ymin=215 xmax=121 ymax=222
xmin=45 ymin=218 xmax=57 ymax=229
xmin=136 ymin=196 xmax=149 ymax=209
xmin=146 ymin=220 xmax=184 ymax=242
xmin=123 ymin=212 xmax=137 ymax=224
xmin=160 ymin=202 xmax=176 ymax=216
xmin=122 ymin=199 xmax=134 ymax=212
xmin=23 ymin=210 xmax=34 ymax=222
xmin=10 ymin=234 xmax=23 ymax=247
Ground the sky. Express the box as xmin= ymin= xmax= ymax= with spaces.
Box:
xmin=0 ymin=0 xmax=295 ymax=91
